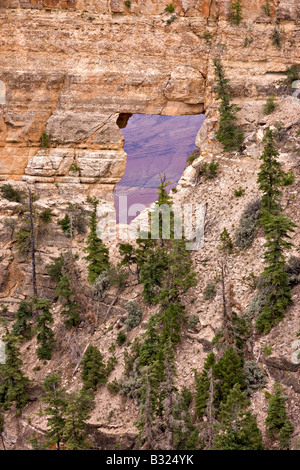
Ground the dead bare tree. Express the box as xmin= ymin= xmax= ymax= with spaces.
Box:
xmin=27 ymin=186 xmax=37 ymax=297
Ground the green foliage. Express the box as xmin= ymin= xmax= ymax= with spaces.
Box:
xmin=165 ymin=3 xmax=175 ymax=12
xmin=124 ymin=301 xmax=143 ymax=331
xmin=284 ymin=65 xmax=299 ymax=84
xmin=256 ymin=212 xmax=296 ymax=333
xmin=124 ymin=0 xmax=131 ymax=6
xmin=41 ymin=131 xmax=49 ymax=148
xmin=41 ymin=374 xmax=67 ymax=450
xmin=0 ymin=184 xmax=24 ymax=203
xmin=261 ymin=0 xmax=271 ymax=16
xmin=263 ymin=345 xmax=272 ymax=356
xmin=92 ymin=270 xmax=110 ymax=300
xmin=281 ymin=169 xmax=295 ymax=186
xmin=56 ymin=274 xmax=81 ymax=328
xmin=81 ymin=345 xmax=107 ymax=390
xmin=243 ymin=360 xmax=267 ymax=395
xmin=198 ymin=160 xmax=219 ymax=180
xmin=186 ymin=314 xmax=199 ymax=330
xmin=219 ymin=228 xmax=233 ymax=253
xmin=62 ymin=389 xmax=94 ymax=450
xmin=12 ymin=300 xmax=32 ymax=339
xmin=84 ymin=198 xmax=110 ymax=284
xmin=46 ymin=255 xmax=64 ymax=282
xmin=213 ymin=59 xmax=244 ymax=152
xmin=213 ymin=347 xmax=245 ymax=407
xmin=186 ymin=148 xmax=200 ymax=167
xmin=107 ymin=379 xmax=120 ymax=395
xmin=117 ymin=330 xmax=127 ymax=347
xmin=69 ymin=162 xmax=81 ymax=173
xmin=265 ymin=382 xmax=294 ymax=449
xmin=235 ymin=199 xmax=261 ymax=250
xmin=203 ymin=281 xmax=216 ymax=301
xmin=213 ymin=384 xmax=263 ymax=450
xmin=263 ymin=95 xmax=278 ymax=115
xmin=0 ymin=329 xmax=29 ymax=410
xmin=233 ymin=186 xmax=245 ymax=197
xmin=195 ymin=352 xmax=215 ymax=418
xmin=33 ymin=298 xmax=55 ymax=361
xmin=58 ymin=214 xmax=71 ymax=237
xmin=257 ymin=128 xmax=283 ymax=217
xmin=39 ymin=208 xmax=53 ymax=224
xmin=230 ymin=1 xmax=243 ymax=25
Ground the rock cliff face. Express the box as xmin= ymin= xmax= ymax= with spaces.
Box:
xmin=0 ymin=0 xmax=299 ymax=200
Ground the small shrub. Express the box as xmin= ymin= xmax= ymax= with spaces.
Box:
xmin=41 ymin=131 xmax=49 ymax=148
xmin=124 ymin=301 xmax=143 ymax=331
xmin=39 ymin=208 xmax=53 ymax=224
xmin=0 ymin=184 xmax=24 ymax=203
xmin=284 ymin=65 xmax=299 ymax=84
xmin=235 ymin=199 xmax=261 ymax=250
xmin=107 ymin=379 xmax=120 ymax=395
xmin=117 ymin=330 xmax=127 ymax=347
xmin=69 ymin=162 xmax=81 ymax=173
xmin=58 ymin=214 xmax=71 ymax=237
xmin=203 ymin=30 xmax=212 ymax=41
xmin=203 ymin=281 xmax=216 ymax=301
xmin=261 ymin=0 xmax=271 ymax=16
xmin=165 ymin=3 xmax=175 ymax=13
xmin=81 ymin=345 xmax=107 ymax=390
xmin=274 ymin=121 xmax=285 ymax=140
xmin=201 ymin=160 xmax=219 ymax=179
xmin=186 ymin=148 xmax=200 ymax=167
xmin=124 ymin=0 xmax=131 ymax=6
xmin=281 ymin=170 xmax=295 ymax=186
xmin=233 ymin=187 xmax=245 ymax=197
xmin=92 ymin=270 xmax=110 ymax=300
xmin=263 ymin=345 xmax=272 ymax=356
xmin=187 ymin=315 xmax=199 ymax=330
xmin=230 ymin=0 xmax=243 ymax=25
xmin=106 ymin=356 xmax=118 ymax=376
xmin=243 ymin=360 xmax=267 ymax=395
xmin=219 ymin=228 xmax=233 ymax=253
xmin=272 ymin=28 xmax=281 ymax=49
xmin=263 ymin=95 xmax=278 ymax=115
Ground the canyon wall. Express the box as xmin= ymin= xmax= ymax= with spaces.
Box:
xmin=0 ymin=0 xmax=299 ymax=201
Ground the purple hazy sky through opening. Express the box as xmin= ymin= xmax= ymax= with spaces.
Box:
xmin=114 ymin=114 xmax=205 ymax=224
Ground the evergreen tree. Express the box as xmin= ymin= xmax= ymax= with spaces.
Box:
xmin=56 ymin=274 xmax=80 ymax=328
xmin=257 ymin=128 xmax=283 ymax=217
xmin=12 ymin=300 xmax=32 ymax=339
xmin=213 ymin=58 xmax=244 ymax=152
xmin=213 ymin=384 xmax=263 ymax=450
xmin=265 ymin=382 xmax=294 ymax=449
xmin=256 ymin=213 xmax=296 ymax=333
xmin=213 ymin=346 xmax=245 ymax=407
xmin=230 ymin=0 xmax=243 ymax=25
xmin=33 ymin=298 xmax=55 ymax=361
xmin=0 ymin=329 xmax=29 ymax=410
xmin=195 ymin=352 xmax=216 ymax=418
xmin=84 ymin=198 xmax=110 ymax=284
xmin=62 ymin=389 xmax=94 ymax=450
xmin=81 ymin=345 xmax=107 ymax=390
xmin=42 ymin=374 xmax=67 ymax=450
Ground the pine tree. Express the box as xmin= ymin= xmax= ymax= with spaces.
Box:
xmin=81 ymin=345 xmax=107 ymax=390
xmin=62 ymin=389 xmax=94 ymax=450
xmin=42 ymin=374 xmax=67 ymax=450
xmin=265 ymin=382 xmax=294 ymax=449
xmin=33 ymin=298 xmax=55 ymax=361
xmin=256 ymin=213 xmax=296 ymax=333
xmin=257 ymin=128 xmax=283 ymax=218
xmin=12 ymin=300 xmax=32 ymax=339
xmin=0 ymin=329 xmax=29 ymax=410
xmin=56 ymin=274 xmax=80 ymax=328
xmin=213 ymin=384 xmax=263 ymax=450
xmin=213 ymin=58 xmax=244 ymax=152
xmin=84 ymin=198 xmax=110 ymax=284
xmin=213 ymin=346 xmax=245 ymax=407
xmin=195 ymin=352 xmax=216 ymax=418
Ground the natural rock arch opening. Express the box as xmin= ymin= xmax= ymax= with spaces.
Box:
xmin=115 ymin=113 xmax=205 ymax=224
